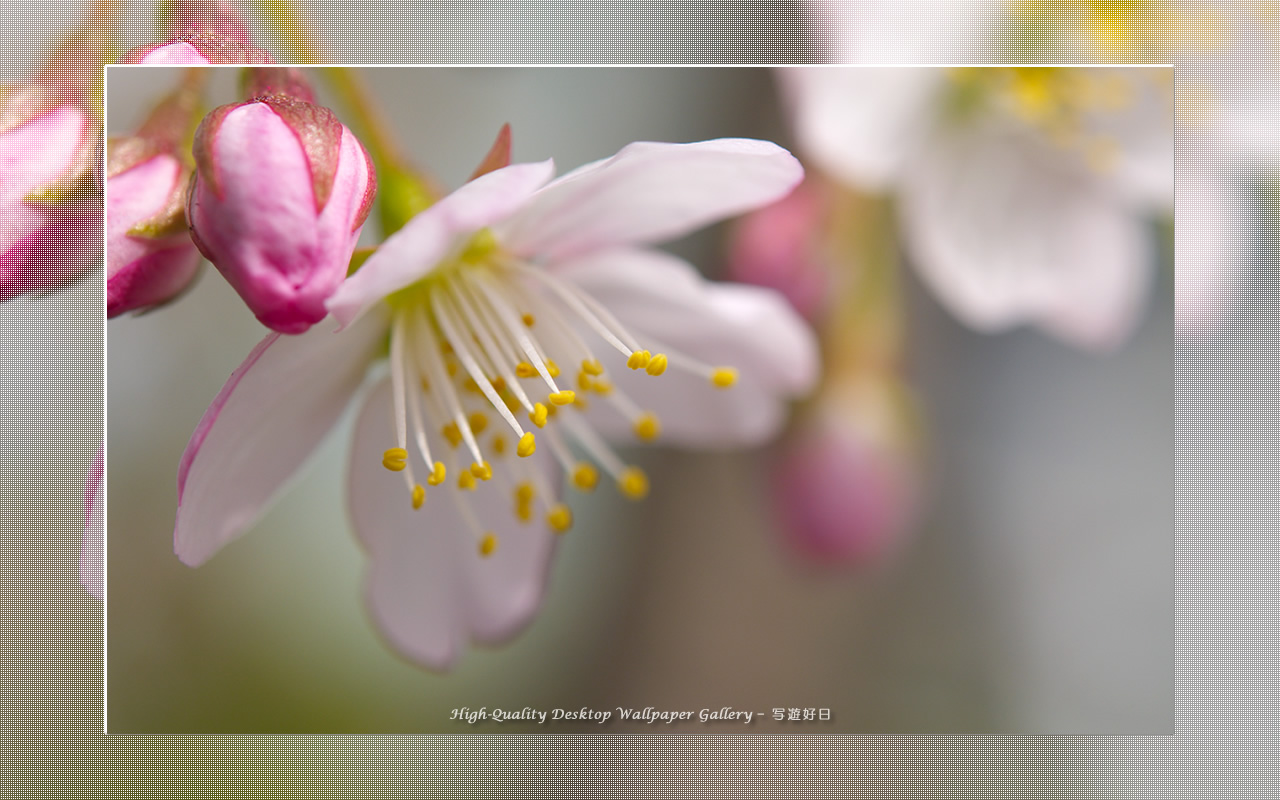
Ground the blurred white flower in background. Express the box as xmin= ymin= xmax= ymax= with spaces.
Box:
xmin=804 ymin=0 xmax=1279 ymax=337
xmin=781 ymin=65 xmax=1173 ymax=350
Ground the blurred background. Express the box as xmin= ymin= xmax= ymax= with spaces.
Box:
xmin=105 ymin=66 xmax=1171 ymax=734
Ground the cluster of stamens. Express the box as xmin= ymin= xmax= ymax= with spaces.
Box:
xmin=379 ymin=230 xmax=739 ymax=558
xmin=947 ymin=66 xmax=1149 ymax=172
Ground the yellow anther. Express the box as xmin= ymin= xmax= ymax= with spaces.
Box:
xmin=581 ymin=358 xmax=604 ymax=376
xmin=503 ymin=392 xmax=521 ymax=413
xmin=458 ymin=470 xmax=477 ymax=490
xmin=572 ymin=462 xmax=599 ymax=491
xmin=572 ymin=397 xmax=590 ymax=411
xmin=446 ymin=361 xmax=458 ymax=377
xmin=645 ymin=353 xmax=668 ymax=376
xmin=420 ymin=377 xmax=430 ymax=392
xmin=549 ymin=390 xmax=576 ymax=406
xmin=590 ymin=379 xmax=613 ymax=396
xmin=545 ymin=403 xmax=559 ymax=418
xmin=516 ymin=501 xmax=534 ymax=522
xmin=440 ymin=341 xmax=453 ymax=355
xmin=529 ymin=402 xmax=548 ymax=428
xmin=711 ymin=367 xmax=738 ymax=388
xmin=547 ymin=503 xmax=573 ymax=533
xmin=522 ymin=312 xmax=536 ymax=327
xmin=627 ymin=349 xmax=652 ymax=370
xmin=492 ymin=434 xmax=507 ymax=456
xmin=633 ymin=412 xmax=660 ymax=441
xmin=463 ymin=377 xmax=482 ymax=394
xmin=382 ymin=447 xmax=408 ymax=472
xmin=427 ymin=461 xmax=447 ymax=486
xmin=468 ymin=411 xmax=489 ymax=434
xmin=618 ymin=467 xmax=650 ymax=500
xmin=490 ymin=376 xmax=506 ymax=393
xmin=479 ymin=533 xmax=497 ymax=557
xmin=470 ymin=461 xmax=493 ymax=481
xmin=516 ymin=482 xmax=535 ymax=504
xmin=517 ymin=431 xmax=537 ymax=458
xmin=515 ymin=361 xmax=538 ymax=378
xmin=442 ymin=423 xmax=462 ymax=448
xmin=546 ymin=359 xmax=561 ymax=378
xmin=411 ymin=484 xmax=425 ymax=510
xmin=577 ymin=371 xmax=594 ymax=391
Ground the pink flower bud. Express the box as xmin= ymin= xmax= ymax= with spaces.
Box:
xmin=106 ymin=148 xmax=202 ymax=316
xmin=107 ymin=72 xmax=206 ymax=316
xmin=0 ymin=87 xmax=101 ymax=301
xmin=122 ymin=0 xmax=273 ymax=64
xmin=187 ymin=83 xmax=377 ymax=333
xmin=772 ymin=381 xmax=922 ymax=567
xmin=725 ymin=179 xmax=830 ymax=321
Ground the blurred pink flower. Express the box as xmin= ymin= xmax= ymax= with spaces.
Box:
xmin=174 ymin=139 xmax=816 ymax=669
xmin=773 ymin=381 xmax=920 ymax=566
xmin=780 ymin=66 xmax=1173 ymax=351
xmin=83 ymin=446 xmax=104 ymax=600
xmin=0 ymin=87 xmax=100 ymax=301
xmin=725 ymin=179 xmax=830 ymax=321
xmin=187 ymin=70 xmax=376 ymax=333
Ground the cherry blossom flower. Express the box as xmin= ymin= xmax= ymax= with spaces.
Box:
xmin=173 ymin=138 xmax=817 ymax=669
xmin=780 ymin=64 xmax=1173 ymax=351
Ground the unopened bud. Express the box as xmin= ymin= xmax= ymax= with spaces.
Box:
xmin=0 ymin=85 xmax=101 ymax=301
xmin=187 ymin=69 xmax=377 ymax=333
xmin=725 ymin=179 xmax=830 ymax=322
xmin=123 ymin=0 xmax=273 ymax=64
xmin=106 ymin=72 xmax=206 ymax=316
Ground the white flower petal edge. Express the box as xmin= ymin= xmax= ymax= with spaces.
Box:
xmin=1176 ymin=158 xmax=1243 ymax=335
xmin=777 ymin=67 xmax=939 ymax=191
xmin=174 ymin=308 xmax=389 ymax=566
xmin=557 ymin=247 xmax=819 ymax=446
xmin=348 ymin=379 xmax=559 ymax=671
xmin=498 ymin=139 xmax=804 ymax=261
xmin=899 ymin=127 xmax=1152 ymax=351
xmin=327 ymin=160 xmax=557 ymax=328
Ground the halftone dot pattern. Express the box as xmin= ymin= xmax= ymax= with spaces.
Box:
xmin=0 ymin=2 xmax=1266 ymax=799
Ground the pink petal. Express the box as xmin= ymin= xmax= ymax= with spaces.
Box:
xmin=327 ymin=160 xmax=556 ymax=328
xmin=499 ymin=139 xmax=803 ymax=261
xmin=136 ymin=41 xmax=213 ymax=65
xmin=348 ymin=379 xmax=558 ymax=670
xmin=900 ymin=127 xmax=1153 ymax=351
xmin=174 ymin=307 xmax=389 ymax=566
xmin=105 ymin=154 xmax=183 ymax=279
xmin=0 ymin=104 xmax=91 ymax=196
xmin=82 ymin=445 xmax=104 ymax=600
xmin=557 ymin=247 xmax=819 ymax=447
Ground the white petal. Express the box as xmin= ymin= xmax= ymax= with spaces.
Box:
xmin=805 ymin=0 xmax=1005 ymax=63
xmin=173 ymin=308 xmax=389 ymax=566
xmin=327 ymin=160 xmax=555 ymax=328
xmin=900 ymin=128 xmax=1153 ymax=351
xmin=777 ymin=67 xmax=940 ymax=191
xmin=500 ymin=139 xmax=803 ymax=261
xmin=1176 ymin=157 xmax=1243 ymax=336
xmin=348 ymin=379 xmax=559 ymax=670
xmin=558 ymin=248 xmax=818 ymax=447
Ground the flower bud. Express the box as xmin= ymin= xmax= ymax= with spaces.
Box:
xmin=106 ymin=72 xmax=206 ymax=317
xmin=772 ymin=378 xmax=922 ymax=567
xmin=725 ymin=179 xmax=830 ymax=321
xmin=0 ymin=85 xmax=101 ymax=301
xmin=187 ymin=69 xmax=377 ymax=333
xmin=122 ymin=0 xmax=273 ymax=64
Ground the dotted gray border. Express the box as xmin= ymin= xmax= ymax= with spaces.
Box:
xmin=1 ymin=1 xmax=1249 ymax=797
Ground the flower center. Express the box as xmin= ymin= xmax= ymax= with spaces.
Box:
xmin=379 ymin=229 xmax=739 ymax=557
xmin=945 ymin=66 xmax=1148 ymax=172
